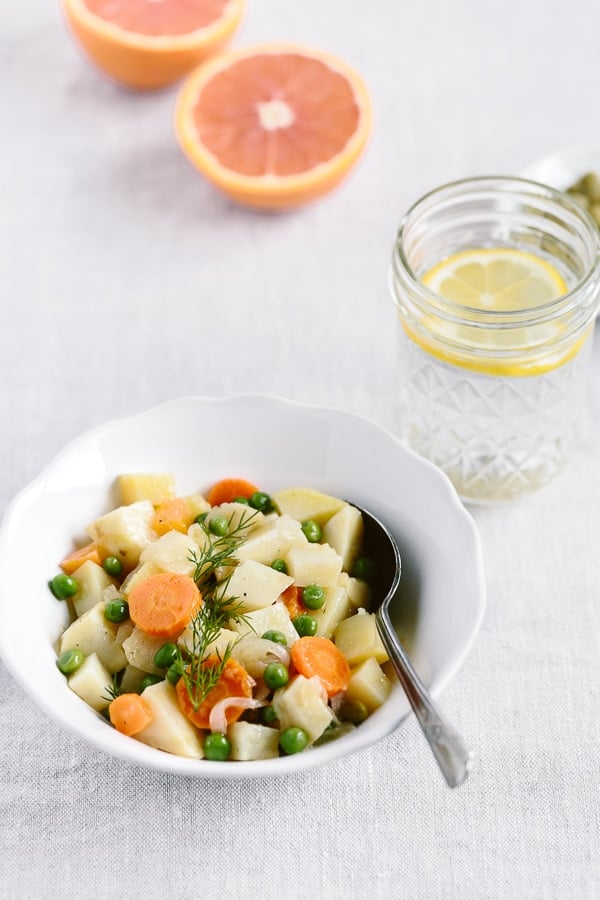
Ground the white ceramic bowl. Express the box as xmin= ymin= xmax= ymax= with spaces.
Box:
xmin=0 ymin=395 xmax=485 ymax=777
xmin=521 ymin=141 xmax=600 ymax=191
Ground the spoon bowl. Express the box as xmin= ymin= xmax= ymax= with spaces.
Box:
xmin=355 ymin=503 xmax=473 ymax=788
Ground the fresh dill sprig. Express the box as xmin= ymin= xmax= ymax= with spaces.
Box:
xmin=101 ymin=672 xmax=121 ymax=704
xmin=182 ymin=642 xmax=235 ymax=712
xmin=178 ymin=508 xmax=258 ymax=709
xmin=188 ymin=507 xmax=260 ymax=588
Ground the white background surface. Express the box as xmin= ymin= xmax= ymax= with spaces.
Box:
xmin=1 ymin=2 xmax=600 ymax=898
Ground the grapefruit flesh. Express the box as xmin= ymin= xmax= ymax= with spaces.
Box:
xmin=175 ymin=44 xmax=373 ymax=209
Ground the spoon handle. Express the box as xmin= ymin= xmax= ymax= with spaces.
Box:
xmin=376 ymin=609 xmax=472 ymax=788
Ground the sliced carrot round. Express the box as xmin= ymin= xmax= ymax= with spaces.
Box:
xmin=176 ymin=656 xmax=252 ymax=729
xmin=109 ymin=693 xmax=153 ymax=735
xmin=207 ymin=478 xmax=260 ymax=506
xmin=290 ymin=636 xmax=351 ymax=697
xmin=128 ymin=572 xmax=201 ymax=638
xmin=61 ymin=0 xmax=246 ymax=89
xmin=175 ymin=43 xmax=373 ymax=209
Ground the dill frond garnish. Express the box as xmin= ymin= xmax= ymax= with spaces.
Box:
xmin=176 ymin=508 xmax=258 ymax=709
xmin=188 ymin=506 xmax=260 ymax=588
xmin=102 ymin=672 xmax=122 ymax=704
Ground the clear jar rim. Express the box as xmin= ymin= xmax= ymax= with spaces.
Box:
xmin=391 ymin=175 xmax=600 ymax=328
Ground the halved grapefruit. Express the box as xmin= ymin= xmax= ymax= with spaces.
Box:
xmin=61 ymin=0 xmax=246 ymax=90
xmin=175 ymin=43 xmax=373 ymax=209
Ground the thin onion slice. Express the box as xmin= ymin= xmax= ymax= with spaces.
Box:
xmin=230 ymin=636 xmax=291 ymax=677
xmin=209 ymin=696 xmax=266 ymax=734
xmin=262 ymin=643 xmax=291 ymax=667
xmin=330 ymin=692 xmax=347 ymax=716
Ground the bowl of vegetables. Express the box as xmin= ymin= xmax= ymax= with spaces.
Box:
xmin=0 ymin=395 xmax=485 ymax=777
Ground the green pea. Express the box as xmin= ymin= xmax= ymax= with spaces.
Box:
xmin=233 ymin=496 xmax=250 ymax=505
xmin=339 ymin=698 xmax=369 ymax=724
xmin=262 ymin=630 xmax=287 ymax=646
xmin=352 ymin=556 xmax=379 ymax=584
xmin=270 ymin=558 xmax=288 ymax=574
xmin=166 ymin=665 xmax=181 ymax=685
xmin=301 ymin=519 xmax=322 ymax=543
xmin=249 ymin=491 xmax=273 ymax=513
xmin=209 ymin=515 xmax=228 ymax=536
xmin=102 ymin=556 xmax=123 ymax=577
xmin=194 ymin=512 xmax=208 ymax=525
xmin=204 ymin=733 xmax=231 ymax=761
xmin=56 ymin=648 xmax=84 ymax=675
xmin=154 ymin=642 xmax=179 ymax=670
xmin=140 ymin=674 xmax=163 ymax=692
xmin=293 ymin=614 xmax=318 ymax=637
xmin=261 ymin=705 xmax=279 ymax=726
xmin=104 ymin=598 xmax=129 ymax=624
xmin=49 ymin=574 xmax=78 ymax=599
xmin=302 ymin=584 xmax=325 ymax=610
xmin=279 ymin=726 xmax=309 ymax=755
xmin=263 ymin=662 xmax=289 ymax=690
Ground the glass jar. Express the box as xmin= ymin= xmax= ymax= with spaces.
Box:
xmin=390 ymin=176 xmax=600 ymax=503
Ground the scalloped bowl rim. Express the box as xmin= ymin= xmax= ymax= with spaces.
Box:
xmin=0 ymin=394 xmax=486 ymax=778
xmin=520 ymin=141 xmax=600 ymax=189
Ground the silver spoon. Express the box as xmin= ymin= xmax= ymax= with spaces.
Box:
xmin=354 ymin=503 xmax=473 ymax=788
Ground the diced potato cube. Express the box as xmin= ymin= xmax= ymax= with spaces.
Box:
xmin=272 ymin=488 xmax=345 ymax=525
xmin=60 ymin=601 xmax=129 ymax=673
xmin=273 ymin=675 xmax=333 ymax=743
xmin=205 ymin=502 xmax=265 ymax=535
xmin=135 ymin=681 xmax=205 ymax=759
xmin=119 ymin=664 xmax=150 ymax=694
xmin=287 ymin=543 xmax=343 ymax=588
xmin=120 ymin=561 xmax=160 ymax=596
xmin=122 ymin=627 xmax=165 ymax=675
xmin=118 ymin=473 xmax=175 ymax=506
xmin=233 ymin=515 xmax=306 ymax=566
xmin=346 ymin=657 xmax=393 ymax=712
xmin=334 ymin=611 xmax=389 ymax=666
xmin=67 ymin=652 xmax=112 ymax=711
xmin=228 ymin=721 xmax=280 ymax=760
xmin=219 ymin=560 xmax=293 ymax=612
xmin=86 ymin=501 xmax=156 ymax=571
xmin=140 ymin=530 xmax=198 ymax=577
xmin=178 ymin=626 xmax=238 ymax=659
xmin=322 ymin=504 xmax=363 ymax=573
xmin=230 ymin=601 xmax=298 ymax=646
xmin=313 ymin=585 xmax=352 ymax=640
xmin=343 ymin=575 xmax=372 ymax=611
xmin=71 ymin=560 xmax=114 ymax=618
xmin=184 ymin=493 xmax=211 ymax=518
xmin=186 ymin=523 xmax=212 ymax=552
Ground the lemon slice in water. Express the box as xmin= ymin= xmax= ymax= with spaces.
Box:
xmin=422 ymin=248 xmax=566 ymax=311
xmin=407 ymin=248 xmax=581 ymax=376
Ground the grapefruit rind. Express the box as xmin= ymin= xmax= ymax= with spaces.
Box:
xmin=62 ymin=0 xmax=246 ymax=89
xmin=174 ymin=43 xmax=374 ymax=209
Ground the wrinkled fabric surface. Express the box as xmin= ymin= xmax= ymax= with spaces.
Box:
xmin=1 ymin=1 xmax=600 ymax=898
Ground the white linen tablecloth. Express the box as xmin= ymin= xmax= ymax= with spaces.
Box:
xmin=1 ymin=1 xmax=599 ymax=898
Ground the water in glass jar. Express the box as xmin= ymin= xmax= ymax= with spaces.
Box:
xmin=397 ymin=245 xmax=594 ymax=503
